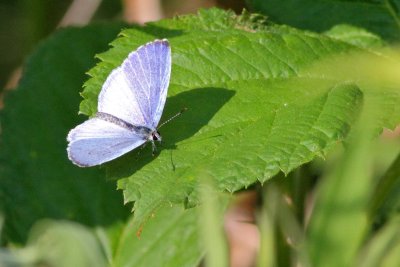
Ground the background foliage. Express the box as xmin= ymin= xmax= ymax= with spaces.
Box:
xmin=1 ymin=1 xmax=400 ymax=266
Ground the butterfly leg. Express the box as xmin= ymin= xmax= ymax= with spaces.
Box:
xmin=151 ymin=141 xmax=157 ymax=156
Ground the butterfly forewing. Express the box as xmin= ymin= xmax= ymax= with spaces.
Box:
xmin=98 ymin=39 xmax=171 ymax=128
xmin=145 ymin=40 xmax=171 ymax=128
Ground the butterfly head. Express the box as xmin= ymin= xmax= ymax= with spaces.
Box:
xmin=151 ymin=130 xmax=162 ymax=142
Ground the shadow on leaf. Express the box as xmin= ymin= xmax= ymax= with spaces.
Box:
xmin=106 ymin=87 xmax=235 ymax=179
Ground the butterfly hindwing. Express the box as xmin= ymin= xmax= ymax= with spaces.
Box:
xmin=67 ymin=118 xmax=146 ymax=167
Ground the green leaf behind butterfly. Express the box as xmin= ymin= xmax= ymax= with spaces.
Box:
xmin=248 ymin=0 xmax=400 ymax=42
xmin=0 ymin=24 xmax=130 ymax=243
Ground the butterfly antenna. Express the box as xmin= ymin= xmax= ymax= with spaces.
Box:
xmin=157 ymin=107 xmax=187 ymax=129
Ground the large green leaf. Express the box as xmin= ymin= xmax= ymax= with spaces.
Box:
xmin=248 ymin=0 xmax=400 ymax=42
xmin=79 ymin=9 xmax=400 ymax=226
xmin=0 ymin=24 xmax=131 ymax=243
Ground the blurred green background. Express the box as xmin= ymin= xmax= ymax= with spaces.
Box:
xmin=0 ymin=0 xmax=247 ymax=90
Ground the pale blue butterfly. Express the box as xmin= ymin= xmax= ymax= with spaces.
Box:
xmin=67 ymin=39 xmax=179 ymax=167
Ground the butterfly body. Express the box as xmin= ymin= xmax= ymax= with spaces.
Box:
xmin=95 ymin=111 xmax=159 ymax=141
xmin=67 ymin=39 xmax=170 ymax=167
